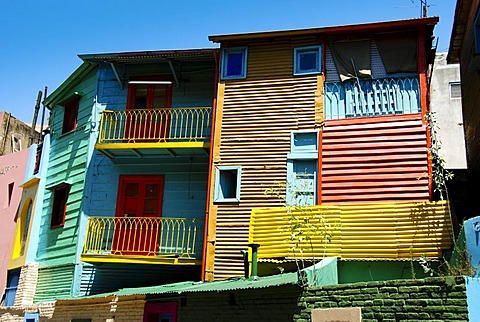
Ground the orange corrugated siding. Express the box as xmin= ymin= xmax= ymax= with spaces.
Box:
xmin=321 ymin=114 xmax=429 ymax=203
xmin=211 ymin=37 xmax=323 ymax=280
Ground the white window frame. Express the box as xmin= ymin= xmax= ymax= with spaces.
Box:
xmin=214 ymin=166 xmax=242 ymax=203
xmin=294 ymin=46 xmax=322 ymax=75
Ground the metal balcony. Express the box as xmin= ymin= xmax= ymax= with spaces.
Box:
xmin=81 ymin=216 xmax=204 ymax=265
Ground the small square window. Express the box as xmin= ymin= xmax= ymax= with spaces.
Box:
xmin=62 ymin=97 xmax=80 ymax=134
xmin=51 ymin=184 xmax=70 ymax=228
xmin=221 ymin=47 xmax=248 ymax=80
xmin=214 ymin=166 xmax=242 ymax=202
xmin=449 ymin=82 xmax=461 ymax=99
xmin=294 ymin=46 xmax=322 ymax=75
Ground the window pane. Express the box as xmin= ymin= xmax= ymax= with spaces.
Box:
xmin=226 ymin=52 xmax=244 ymax=76
xmin=220 ymin=170 xmax=238 ymax=199
xmin=299 ymin=51 xmax=318 ymax=71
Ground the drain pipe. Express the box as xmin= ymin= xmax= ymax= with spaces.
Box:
xmin=240 ymin=250 xmax=249 ymax=278
xmin=248 ymin=243 xmax=260 ymax=278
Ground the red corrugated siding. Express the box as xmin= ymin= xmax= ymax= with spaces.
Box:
xmin=321 ymin=114 xmax=429 ymax=203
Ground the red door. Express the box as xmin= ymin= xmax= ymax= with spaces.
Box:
xmin=113 ymin=175 xmax=165 ymax=256
xmin=125 ymin=81 xmax=173 ymax=141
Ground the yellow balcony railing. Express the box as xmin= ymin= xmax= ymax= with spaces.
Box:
xmin=98 ymin=107 xmax=212 ymax=144
xmin=249 ymin=201 xmax=453 ymax=261
xmin=82 ymin=217 xmax=204 ymax=260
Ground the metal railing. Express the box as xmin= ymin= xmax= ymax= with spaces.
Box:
xmin=83 ymin=217 xmax=204 ymax=258
xmin=98 ymin=107 xmax=212 ymax=144
xmin=324 ymin=77 xmax=421 ymax=119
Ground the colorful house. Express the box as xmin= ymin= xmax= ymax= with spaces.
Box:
xmin=34 ymin=62 xmax=99 ymax=302
xmin=2 ymin=136 xmax=50 ymax=310
xmin=205 ymin=17 xmax=454 ymax=281
xmin=34 ymin=48 xmax=217 ymax=301
xmin=0 ymin=147 xmax=31 ymax=306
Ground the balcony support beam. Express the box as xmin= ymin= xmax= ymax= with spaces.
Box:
xmin=109 ymin=62 xmax=123 ymax=90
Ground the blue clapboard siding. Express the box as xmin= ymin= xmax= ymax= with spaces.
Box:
xmin=84 ymin=152 xmax=208 ymax=220
xmin=79 ymin=263 xmax=200 ymax=296
xmin=96 ymin=61 xmax=215 ymax=111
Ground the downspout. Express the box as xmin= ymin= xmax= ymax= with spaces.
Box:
xmin=417 ymin=26 xmax=433 ymax=200
xmin=248 ymin=243 xmax=260 ymax=278
xmin=201 ymin=49 xmax=220 ymax=281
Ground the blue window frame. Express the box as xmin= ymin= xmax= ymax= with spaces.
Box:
xmin=214 ymin=166 xmax=242 ymax=203
xmin=24 ymin=312 xmax=39 ymax=322
xmin=294 ymin=46 xmax=322 ymax=75
xmin=221 ymin=47 xmax=248 ymax=80
xmin=287 ymin=131 xmax=319 ymax=206
xmin=4 ymin=269 xmax=21 ymax=306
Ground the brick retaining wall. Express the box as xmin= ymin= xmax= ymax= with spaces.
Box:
xmin=295 ymin=277 xmax=469 ymax=322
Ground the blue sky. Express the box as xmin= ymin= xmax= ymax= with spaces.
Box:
xmin=0 ymin=0 xmax=456 ymax=123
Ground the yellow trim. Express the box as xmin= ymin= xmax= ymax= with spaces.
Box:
xmin=82 ymin=216 xmax=203 ymax=264
xmin=97 ymin=107 xmax=212 ymax=144
xmin=95 ymin=142 xmax=210 ymax=150
xmin=19 ymin=177 xmax=40 ymax=188
xmin=80 ymin=254 xmax=201 ymax=265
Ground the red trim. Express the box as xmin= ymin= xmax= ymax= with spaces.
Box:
xmin=417 ymin=26 xmax=433 ymax=200
xmin=62 ymin=97 xmax=79 ymax=134
xmin=50 ymin=184 xmax=70 ymax=229
xmin=143 ymin=302 xmax=178 ymax=322
xmin=318 ymin=130 xmax=323 ymax=205
xmin=325 ymin=113 xmax=422 ymax=127
xmin=210 ymin=17 xmax=439 ymax=43
xmin=115 ymin=175 xmax=165 ymax=218
xmin=201 ymin=49 xmax=220 ymax=281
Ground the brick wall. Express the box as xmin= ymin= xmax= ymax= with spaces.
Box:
xmin=295 ymin=277 xmax=469 ymax=322
xmin=14 ymin=263 xmax=39 ymax=307
xmin=48 ymin=296 xmax=144 ymax=322
xmin=177 ymin=286 xmax=300 ymax=322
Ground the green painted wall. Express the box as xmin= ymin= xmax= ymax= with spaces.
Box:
xmin=35 ymin=66 xmax=98 ymax=301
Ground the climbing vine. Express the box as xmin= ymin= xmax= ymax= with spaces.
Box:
xmin=425 ymin=112 xmax=453 ymax=200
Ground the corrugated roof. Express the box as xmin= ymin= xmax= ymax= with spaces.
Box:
xmin=78 ymin=48 xmax=217 ymax=63
xmin=58 ymin=273 xmax=298 ymax=301
xmin=119 ymin=272 xmax=298 ymax=297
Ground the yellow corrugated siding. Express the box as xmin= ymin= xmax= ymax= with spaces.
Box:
xmin=211 ymin=37 xmax=323 ymax=279
xmin=249 ymin=201 xmax=453 ymax=261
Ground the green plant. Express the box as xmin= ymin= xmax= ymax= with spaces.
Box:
xmin=425 ymin=112 xmax=454 ymax=200
xmin=264 ymin=178 xmax=338 ymax=284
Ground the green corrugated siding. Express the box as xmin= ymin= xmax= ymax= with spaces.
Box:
xmin=37 ymin=67 xmax=97 ymax=269
xmin=34 ymin=264 xmax=75 ymax=302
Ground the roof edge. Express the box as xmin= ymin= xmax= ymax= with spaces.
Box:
xmin=43 ymin=62 xmax=97 ymax=107
xmin=209 ymin=17 xmax=439 ymax=43
xmin=78 ymin=48 xmax=218 ymax=62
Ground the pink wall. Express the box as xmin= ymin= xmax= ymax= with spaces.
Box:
xmin=0 ymin=148 xmax=30 ymax=296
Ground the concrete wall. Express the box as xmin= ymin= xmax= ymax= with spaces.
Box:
xmin=429 ymin=53 xmax=467 ymax=170
xmin=0 ymin=111 xmax=40 ymax=156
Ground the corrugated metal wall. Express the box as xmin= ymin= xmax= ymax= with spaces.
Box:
xmin=321 ymin=114 xmax=429 ymax=203
xmin=212 ymin=37 xmax=322 ymax=279
xmin=34 ymin=264 xmax=74 ymax=302
xmin=249 ymin=201 xmax=453 ymax=261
